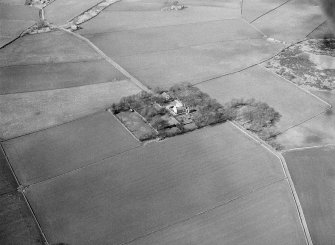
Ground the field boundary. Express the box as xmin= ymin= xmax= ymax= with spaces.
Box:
xmin=279 ymin=108 xmax=330 ymax=134
xmin=229 ymin=121 xmax=314 ymax=245
xmin=275 ymin=153 xmax=313 ymax=245
xmin=248 ymin=0 xmax=292 ymax=24
xmin=1 ymin=110 xmax=106 ymax=142
xmin=259 ymin=62 xmax=333 ymax=136
xmin=0 ymin=144 xmax=50 ymax=245
xmin=133 ymin=109 xmax=160 ymax=135
xmin=121 ymin=177 xmax=287 ymax=245
xmin=259 ymin=64 xmax=332 ymax=108
xmin=282 ymin=144 xmax=335 ymax=153
xmin=192 ymin=38 xmax=300 ymax=86
xmin=22 ymin=193 xmax=50 ymax=245
xmin=0 ymin=22 xmax=37 ymax=50
xmin=112 ymin=37 xmax=264 ymax=59
xmin=58 ymin=27 xmax=151 ymax=92
xmin=0 ymin=77 xmax=129 ymax=96
xmin=41 ymin=0 xmax=119 ymax=25
xmin=66 ymin=0 xmax=121 ymax=24
xmin=26 ymin=142 xmax=142 ymax=187
xmin=305 ymin=21 xmax=327 ymax=38
xmin=80 ymin=18 xmax=257 ymax=36
xmin=107 ymin=109 xmax=141 ymax=142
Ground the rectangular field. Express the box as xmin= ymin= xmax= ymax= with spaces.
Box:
xmin=113 ymin=39 xmax=283 ymax=88
xmin=196 ymin=65 xmax=327 ymax=131
xmin=83 ymin=19 xmax=263 ymax=57
xmin=131 ymin=180 xmax=306 ymax=245
xmin=0 ymin=31 xmax=101 ymax=67
xmin=283 ymin=146 xmax=335 ymax=245
xmin=2 ymin=112 xmax=140 ymax=185
xmin=277 ymin=91 xmax=335 ymax=149
xmin=78 ymin=2 xmax=240 ymax=34
xmin=26 ymin=123 xmax=285 ymax=245
xmin=0 ymin=80 xmax=141 ymax=139
xmin=116 ymin=111 xmax=156 ymax=141
xmin=0 ymin=59 xmax=126 ymax=94
xmin=277 ymin=111 xmax=335 ymax=149
xmin=101 ymin=0 xmax=239 ymax=13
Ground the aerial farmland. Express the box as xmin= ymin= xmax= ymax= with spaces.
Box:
xmin=0 ymin=0 xmax=334 ymax=244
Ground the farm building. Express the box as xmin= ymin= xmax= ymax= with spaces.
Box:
xmin=166 ymin=100 xmax=187 ymax=115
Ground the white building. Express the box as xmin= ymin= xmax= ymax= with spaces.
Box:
xmin=166 ymin=100 xmax=186 ymax=115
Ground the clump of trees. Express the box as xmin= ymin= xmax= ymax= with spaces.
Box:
xmin=223 ymin=98 xmax=282 ymax=149
xmin=111 ymin=91 xmax=175 ymax=139
xmin=111 ymin=91 xmax=170 ymax=115
xmin=167 ymin=83 xmax=229 ymax=128
xmin=111 ymin=83 xmax=228 ymax=138
xmin=110 ymin=84 xmax=282 ymax=149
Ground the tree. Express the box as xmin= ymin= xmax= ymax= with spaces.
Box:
xmin=151 ymin=117 xmax=170 ymax=130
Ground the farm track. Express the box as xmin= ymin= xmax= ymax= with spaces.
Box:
xmin=283 ymin=146 xmax=335 ymax=244
xmin=230 ymin=121 xmax=313 ymax=245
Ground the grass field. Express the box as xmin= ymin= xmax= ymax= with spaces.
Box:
xmin=0 ymin=80 xmax=141 ymax=139
xmin=78 ymin=2 xmax=241 ymax=34
xmin=116 ymin=111 xmax=156 ymax=141
xmin=0 ymin=31 xmax=101 ymax=67
xmin=76 ymin=1 xmax=284 ymax=90
xmin=251 ymin=0 xmax=325 ymax=43
xmin=0 ymin=0 xmax=26 ymax=4
xmin=83 ymin=19 xmax=263 ymax=57
xmin=113 ymin=39 xmax=283 ymax=88
xmin=102 ymin=0 xmax=239 ymax=12
xmin=0 ymin=59 xmax=126 ymax=94
xmin=196 ymin=65 xmax=328 ymax=131
xmin=0 ymin=147 xmax=17 ymax=195
xmin=0 ymin=19 xmax=35 ymax=41
xmin=1 ymin=145 xmax=44 ymax=244
xmin=0 ymin=4 xmax=39 ymax=48
xmin=0 ymin=192 xmax=44 ymax=245
xmin=283 ymin=146 xmax=335 ymax=245
xmin=242 ymin=0 xmax=289 ymax=22
xmin=276 ymin=83 xmax=335 ymax=149
xmin=2 ymin=112 xmax=140 ymax=185
xmin=0 ymin=4 xmax=39 ymax=21
xmin=25 ymin=123 xmax=286 ymax=244
xmin=0 ymin=29 xmax=128 ymax=95
xmin=277 ymin=110 xmax=335 ymax=149
xmin=131 ymin=180 xmax=306 ymax=245
xmin=44 ymin=0 xmax=102 ymax=25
